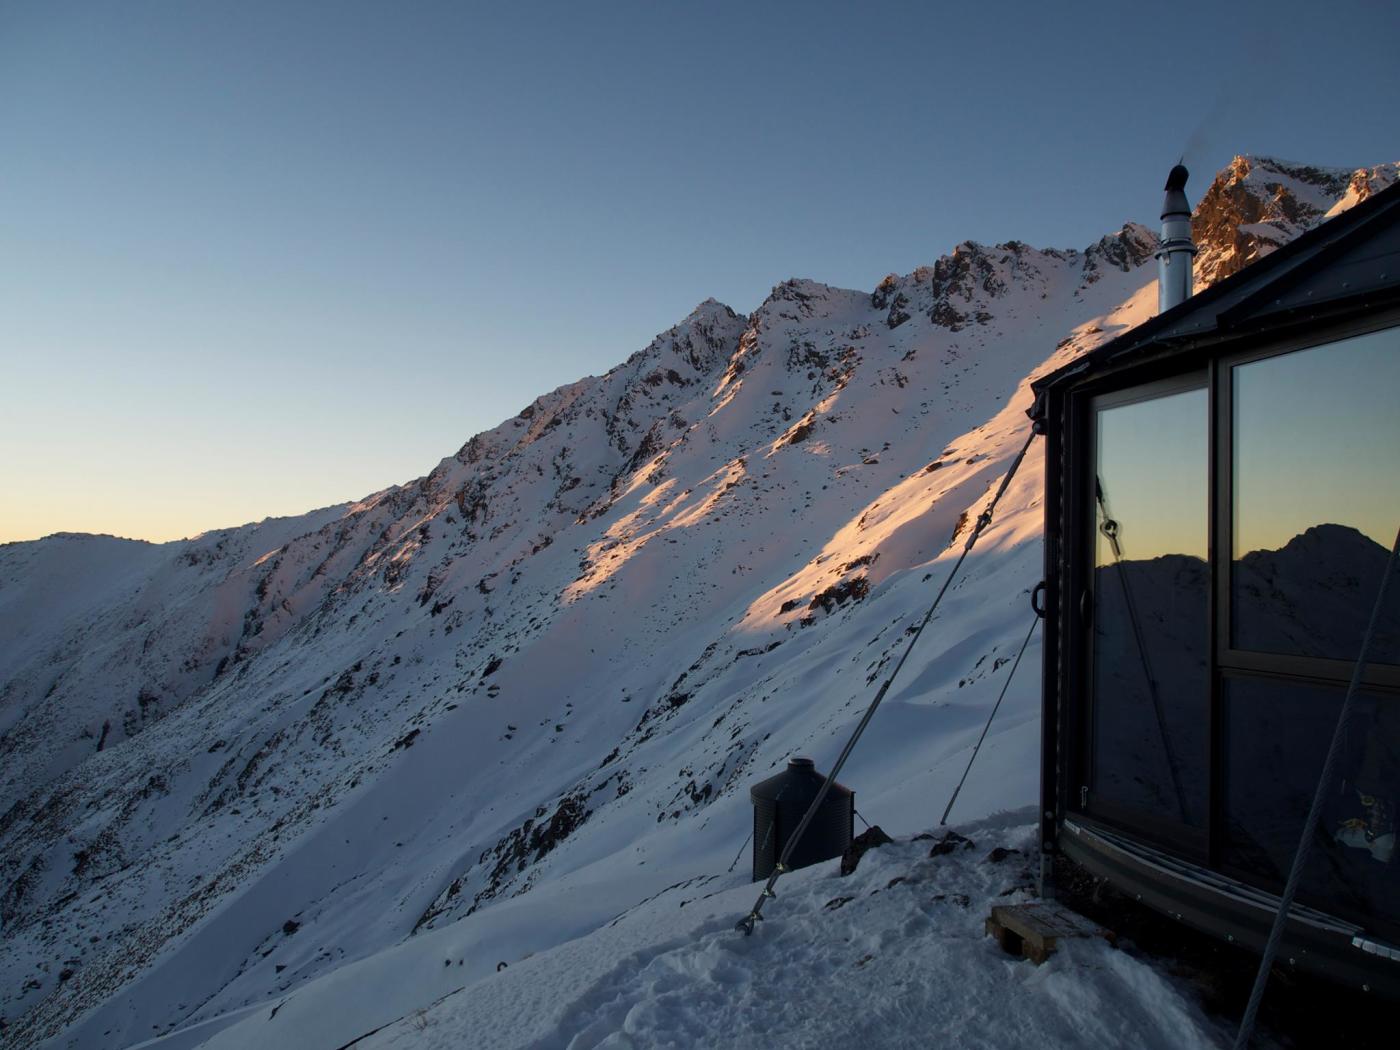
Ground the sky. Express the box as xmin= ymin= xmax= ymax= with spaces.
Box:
xmin=1096 ymin=388 xmax=1208 ymax=563
xmin=3 ymin=0 xmax=1399 ymax=544
xmin=1094 ymin=329 xmax=1399 ymax=565
xmin=1234 ymin=328 xmax=1400 ymax=556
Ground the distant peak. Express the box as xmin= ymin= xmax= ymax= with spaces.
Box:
xmin=1231 ymin=152 xmax=1332 ymax=170
xmin=749 ymin=279 xmax=843 ymax=323
xmin=762 ymin=277 xmax=833 ymax=301
xmin=684 ymin=297 xmax=739 ymax=323
xmin=1285 ymin=521 xmax=1377 ymax=551
xmin=1192 ymin=153 xmax=1399 ymax=286
xmin=1081 ymin=223 xmax=1157 ymax=281
xmin=1211 ymin=154 xmax=1358 ymax=192
xmin=32 ymin=531 xmax=156 ymax=546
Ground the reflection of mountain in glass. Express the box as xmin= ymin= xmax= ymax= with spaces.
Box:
xmin=1224 ymin=678 xmax=1400 ymax=938
xmin=1092 ymin=524 xmax=1397 ymax=830
xmin=1093 ymin=553 xmax=1209 ymax=827
xmin=1092 ymin=523 xmax=1399 ymax=934
xmin=1234 ymin=523 xmax=1400 ymax=664
xmin=1227 ymin=525 xmax=1399 ymax=937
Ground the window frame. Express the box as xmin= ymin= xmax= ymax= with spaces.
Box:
xmin=1065 ymin=310 xmax=1400 ymax=912
xmin=1214 ymin=325 xmax=1400 ymax=693
xmin=1080 ymin=372 xmax=1211 ymax=858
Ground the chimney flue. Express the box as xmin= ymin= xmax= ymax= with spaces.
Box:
xmin=1156 ymin=163 xmax=1197 ymax=313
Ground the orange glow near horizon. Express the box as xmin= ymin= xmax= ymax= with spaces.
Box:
xmin=0 ymin=466 xmax=371 ymax=547
xmin=1233 ymin=328 xmax=1400 ymax=557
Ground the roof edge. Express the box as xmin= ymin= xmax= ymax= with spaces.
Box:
xmin=1031 ymin=178 xmax=1400 ymax=407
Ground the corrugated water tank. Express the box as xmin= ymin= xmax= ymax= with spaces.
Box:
xmin=750 ymin=756 xmax=853 ymax=881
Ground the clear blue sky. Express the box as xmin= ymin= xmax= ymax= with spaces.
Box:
xmin=2 ymin=0 xmax=1397 ymax=543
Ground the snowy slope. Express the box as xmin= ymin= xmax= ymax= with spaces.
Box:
xmin=0 ymin=156 xmax=1393 ymax=1050
xmin=0 ymin=510 xmax=352 ymax=801
xmin=187 ymin=815 xmax=1233 ymax=1050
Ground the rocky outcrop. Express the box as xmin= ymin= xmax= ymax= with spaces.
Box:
xmin=1192 ymin=155 xmax=1399 ymax=285
xmin=1081 ymin=223 xmax=1157 ymax=285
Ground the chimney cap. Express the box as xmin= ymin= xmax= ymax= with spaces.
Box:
xmin=1161 ymin=164 xmax=1192 ymax=220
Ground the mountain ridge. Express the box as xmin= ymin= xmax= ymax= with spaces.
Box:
xmin=1 ymin=154 xmax=1395 ymax=1049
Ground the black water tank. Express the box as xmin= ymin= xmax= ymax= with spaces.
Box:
xmin=750 ymin=757 xmax=854 ymax=882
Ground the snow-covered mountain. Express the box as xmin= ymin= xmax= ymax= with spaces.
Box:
xmin=1193 ymin=155 xmax=1398 ymax=285
xmin=1 ymin=155 xmax=1394 ymax=1050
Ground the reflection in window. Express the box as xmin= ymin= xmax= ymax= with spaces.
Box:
xmin=1092 ymin=388 xmax=1209 ymax=827
xmin=1224 ymin=677 xmax=1399 ymax=935
xmin=1233 ymin=329 xmax=1400 ymax=663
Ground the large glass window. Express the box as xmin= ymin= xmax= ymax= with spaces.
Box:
xmin=1223 ymin=676 xmax=1400 ymax=934
xmin=1091 ymin=386 xmax=1210 ymax=828
xmin=1232 ymin=329 xmax=1400 ymax=664
xmin=1074 ymin=322 xmax=1400 ymax=933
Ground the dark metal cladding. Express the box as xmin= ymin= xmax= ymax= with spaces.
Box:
xmin=1033 ymin=177 xmax=1400 ymax=998
xmin=750 ymin=757 xmax=854 ymax=882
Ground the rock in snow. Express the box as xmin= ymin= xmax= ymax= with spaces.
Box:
xmin=0 ymin=155 xmax=1394 ymax=1049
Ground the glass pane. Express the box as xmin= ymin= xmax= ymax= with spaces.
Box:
xmin=1092 ymin=387 xmax=1209 ymax=827
xmin=1233 ymin=328 xmax=1400 ymax=664
xmin=1224 ymin=677 xmax=1400 ymax=934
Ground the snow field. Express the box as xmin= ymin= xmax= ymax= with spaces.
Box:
xmin=347 ymin=813 xmax=1231 ymax=1050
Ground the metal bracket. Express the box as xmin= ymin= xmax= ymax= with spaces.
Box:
xmin=1031 ymin=580 xmax=1047 ymax=619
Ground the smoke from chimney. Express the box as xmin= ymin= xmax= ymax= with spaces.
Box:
xmin=1156 ymin=163 xmax=1197 ymax=313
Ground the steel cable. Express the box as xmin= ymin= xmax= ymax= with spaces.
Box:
xmin=1095 ymin=480 xmax=1190 ymax=823
xmin=736 ymin=426 xmax=1039 ymax=934
xmin=940 ymin=610 xmax=1041 ymax=826
xmin=1233 ymin=523 xmax=1400 ymax=1049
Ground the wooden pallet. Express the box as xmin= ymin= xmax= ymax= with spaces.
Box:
xmin=985 ymin=902 xmax=1115 ymax=964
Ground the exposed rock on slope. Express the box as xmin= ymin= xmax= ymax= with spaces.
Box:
xmin=1192 ymin=154 xmax=1398 ymax=285
xmin=0 ymin=155 xmax=1394 ymax=1050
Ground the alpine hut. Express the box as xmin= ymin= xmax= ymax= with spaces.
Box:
xmin=1032 ymin=168 xmax=1400 ymax=994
